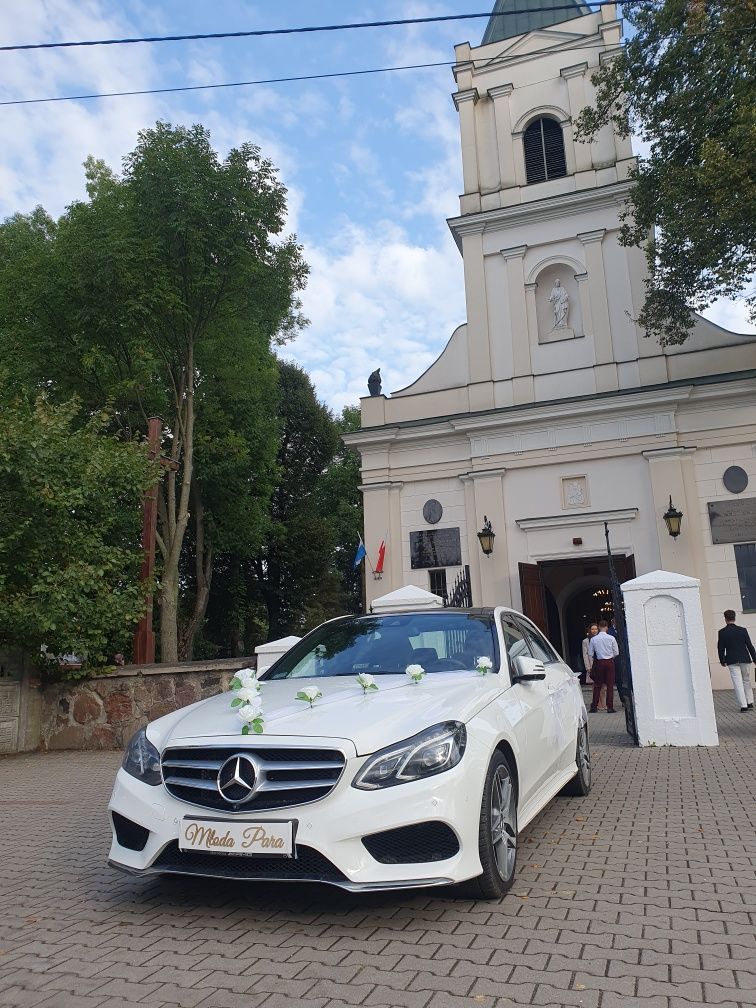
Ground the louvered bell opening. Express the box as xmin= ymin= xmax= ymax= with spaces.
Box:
xmin=523 ymin=117 xmax=567 ymax=184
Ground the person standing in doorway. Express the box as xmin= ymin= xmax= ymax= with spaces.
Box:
xmin=581 ymin=623 xmax=598 ymax=688
xmin=717 ymin=610 xmax=755 ymax=712
xmin=588 ymin=620 xmax=619 ymax=713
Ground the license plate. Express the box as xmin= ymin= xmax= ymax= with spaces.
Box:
xmin=179 ymin=818 xmax=294 ymax=857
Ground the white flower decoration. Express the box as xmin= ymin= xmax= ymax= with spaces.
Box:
xmin=405 ymin=664 xmax=425 ymax=684
xmin=234 ymin=667 xmax=261 ymax=690
xmin=476 ymin=656 xmax=493 ymax=675
xmin=236 ymin=684 xmax=262 ymax=704
xmin=236 ymin=696 xmax=263 ymax=723
xmin=230 ymin=667 xmax=264 ymax=734
xmin=356 ymin=672 xmax=378 ymax=693
xmin=296 ymin=685 xmax=322 ymax=707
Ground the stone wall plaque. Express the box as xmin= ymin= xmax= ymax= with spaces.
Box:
xmin=561 ymin=475 xmax=589 ymax=509
xmin=0 ymin=684 xmax=20 ymax=718
xmin=708 ymin=498 xmax=756 ymax=544
xmin=644 ymin=595 xmax=684 ymax=645
xmin=723 ymin=466 xmax=748 ymax=494
xmin=422 ymin=499 xmax=443 ymax=524
xmin=0 ymin=718 xmax=18 ymax=755
xmin=410 ymin=528 xmax=462 ymax=569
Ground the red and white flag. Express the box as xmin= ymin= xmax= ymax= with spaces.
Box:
xmin=374 ymin=539 xmax=386 ymax=575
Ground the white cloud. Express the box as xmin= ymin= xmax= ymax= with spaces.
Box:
xmin=286 ymin=219 xmax=465 ymax=412
xmin=702 ymin=297 xmax=756 ymax=336
xmin=0 ymin=1 xmax=164 ymax=217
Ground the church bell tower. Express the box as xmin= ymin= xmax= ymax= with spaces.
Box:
xmin=449 ymin=1 xmax=653 ymax=411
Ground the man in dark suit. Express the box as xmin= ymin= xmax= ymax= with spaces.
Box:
xmin=717 ymin=609 xmax=756 ymax=712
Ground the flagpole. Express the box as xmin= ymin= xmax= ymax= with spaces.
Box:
xmin=362 ymin=534 xmax=376 ymax=576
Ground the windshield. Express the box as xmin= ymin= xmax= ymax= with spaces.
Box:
xmin=263 ymin=612 xmax=499 ymax=680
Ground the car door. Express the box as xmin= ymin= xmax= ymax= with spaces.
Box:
xmin=498 ymin=614 xmax=553 ymax=806
xmin=516 ymin=618 xmax=579 ymax=775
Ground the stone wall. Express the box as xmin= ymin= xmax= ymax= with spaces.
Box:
xmin=37 ymin=657 xmax=256 ymax=751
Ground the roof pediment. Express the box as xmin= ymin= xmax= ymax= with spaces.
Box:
xmin=478 ymin=26 xmax=594 ymax=65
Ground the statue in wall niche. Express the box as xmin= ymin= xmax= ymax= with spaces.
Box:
xmin=548 ymin=278 xmax=570 ymax=330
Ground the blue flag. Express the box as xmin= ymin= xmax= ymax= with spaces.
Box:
xmin=353 ymin=539 xmax=367 ymax=568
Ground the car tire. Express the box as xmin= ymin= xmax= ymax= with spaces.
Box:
xmin=561 ymin=722 xmax=591 ymax=796
xmin=467 ymin=751 xmax=518 ymax=900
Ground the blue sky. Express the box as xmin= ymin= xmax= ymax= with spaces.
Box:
xmin=1 ymin=2 xmax=752 ymax=412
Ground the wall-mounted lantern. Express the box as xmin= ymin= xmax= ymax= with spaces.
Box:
xmin=663 ymin=496 xmax=683 ymax=539
xmin=477 ymin=516 xmax=495 ymax=557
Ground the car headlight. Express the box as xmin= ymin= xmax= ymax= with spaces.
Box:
xmin=122 ymin=728 xmax=162 ymax=786
xmin=352 ymin=721 xmax=466 ymax=790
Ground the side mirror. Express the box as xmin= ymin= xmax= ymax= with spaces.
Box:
xmin=512 ymin=655 xmax=546 ymax=683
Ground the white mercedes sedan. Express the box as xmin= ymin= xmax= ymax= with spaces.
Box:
xmin=108 ymin=607 xmax=590 ymax=898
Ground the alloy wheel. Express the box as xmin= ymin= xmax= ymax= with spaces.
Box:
xmin=577 ymin=724 xmax=591 ymax=787
xmin=490 ymin=766 xmax=517 ymax=881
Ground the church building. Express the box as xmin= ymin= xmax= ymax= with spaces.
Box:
xmin=344 ymin=1 xmax=756 ymax=687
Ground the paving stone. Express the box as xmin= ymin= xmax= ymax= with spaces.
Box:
xmin=1 ymin=695 xmax=754 ymax=1008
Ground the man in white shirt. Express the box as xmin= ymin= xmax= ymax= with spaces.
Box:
xmin=588 ymin=620 xmax=619 ymax=713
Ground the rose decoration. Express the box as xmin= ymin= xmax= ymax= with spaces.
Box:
xmin=405 ymin=663 xmax=425 ymax=684
xmin=230 ymin=667 xmax=261 ymax=692
xmin=356 ymin=672 xmax=378 ymax=694
xmin=230 ymin=667 xmax=264 ymax=734
xmin=476 ymin=656 xmax=493 ymax=675
xmin=296 ymin=685 xmax=322 ymax=708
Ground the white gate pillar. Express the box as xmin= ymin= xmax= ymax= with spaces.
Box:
xmin=621 ymin=570 xmax=718 ymax=746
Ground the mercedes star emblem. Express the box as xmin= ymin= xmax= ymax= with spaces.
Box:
xmin=217 ymin=753 xmax=259 ymax=805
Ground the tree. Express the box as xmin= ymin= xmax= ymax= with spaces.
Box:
xmin=0 ymin=384 xmax=156 ymax=675
xmin=0 ymin=122 xmax=308 ymax=661
xmin=315 ymin=405 xmax=364 ymax=615
xmin=179 ymin=361 xmax=279 ymax=659
xmin=575 ymin=0 xmax=756 ymax=344
xmin=250 ymin=362 xmax=341 ymax=640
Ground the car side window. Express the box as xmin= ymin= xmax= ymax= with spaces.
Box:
xmin=499 ymin=617 xmax=531 ymax=677
xmin=517 ymin=620 xmax=559 ymax=665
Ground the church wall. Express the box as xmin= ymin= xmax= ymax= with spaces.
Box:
xmin=399 ymin=478 xmax=469 ymax=596
xmin=351 ymin=5 xmax=756 ymax=691
xmin=691 ymin=440 xmax=756 ymax=683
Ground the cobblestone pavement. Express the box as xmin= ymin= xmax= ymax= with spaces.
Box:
xmin=1 ymin=693 xmax=754 ymax=1008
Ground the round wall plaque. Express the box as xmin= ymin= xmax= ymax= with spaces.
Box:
xmin=423 ymin=499 xmax=443 ymax=524
xmin=723 ymin=466 xmax=748 ymax=494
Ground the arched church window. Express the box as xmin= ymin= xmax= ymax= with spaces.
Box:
xmin=523 ymin=117 xmax=567 ymax=184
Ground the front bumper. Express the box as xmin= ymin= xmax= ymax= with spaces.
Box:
xmin=107 ymin=745 xmax=487 ymax=891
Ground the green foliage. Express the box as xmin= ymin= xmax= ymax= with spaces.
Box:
xmin=575 ymin=0 xmax=756 ymax=344
xmin=0 ymin=384 xmax=156 ymax=676
xmin=251 ymin=362 xmax=341 ymax=639
xmin=0 ymin=121 xmax=307 ymax=661
xmin=315 ymin=405 xmax=363 ymax=614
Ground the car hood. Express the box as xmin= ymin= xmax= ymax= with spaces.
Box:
xmin=148 ymin=673 xmax=504 ymax=756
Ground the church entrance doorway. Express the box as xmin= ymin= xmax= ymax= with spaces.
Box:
xmin=519 ymin=554 xmax=636 ymax=670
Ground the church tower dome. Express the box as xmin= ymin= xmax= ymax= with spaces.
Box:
xmin=482 ymin=0 xmax=591 ymax=45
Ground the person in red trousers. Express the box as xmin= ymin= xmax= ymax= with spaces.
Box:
xmin=588 ymin=619 xmax=619 ymax=713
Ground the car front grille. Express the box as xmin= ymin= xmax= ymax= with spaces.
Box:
xmin=151 ymin=841 xmax=348 ymax=883
xmin=161 ymin=745 xmax=346 ymax=813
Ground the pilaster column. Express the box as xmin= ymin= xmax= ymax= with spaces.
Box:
xmin=453 ymin=88 xmax=480 ymax=197
xmin=642 ymin=448 xmax=699 ymax=575
xmin=487 ymin=83 xmax=516 ymax=190
xmin=359 ymin=480 xmax=403 ymax=607
xmin=461 ymin=227 xmax=493 ymax=392
xmin=585 ymin=62 xmax=620 ymax=167
xmin=578 ymin=229 xmax=613 ymax=365
xmin=524 ymin=282 xmax=539 ymax=349
xmin=560 ymin=63 xmax=592 ymax=173
xmin=575 ymin=272 xmax=593 ymax=339
xmin=460 ymin=468 xmax=510 ymax=606
xmin=500 ymin=245 xmax=531 ymax=377
xmin=642 ymin=445 xmax=722 ymax=678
